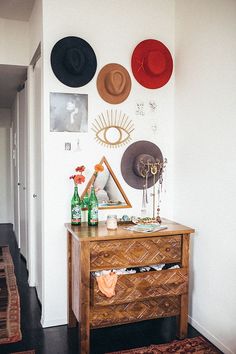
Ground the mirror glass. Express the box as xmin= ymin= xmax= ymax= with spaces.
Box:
xmin=81 ymin=156 xmax=132 ymax=209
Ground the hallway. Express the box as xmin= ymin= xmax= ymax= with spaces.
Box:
xmin=0 ymin=224 xmax=78 ymax=354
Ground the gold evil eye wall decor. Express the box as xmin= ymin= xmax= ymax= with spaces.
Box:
xmin=91 ymin=110 xmax=134 ymax=148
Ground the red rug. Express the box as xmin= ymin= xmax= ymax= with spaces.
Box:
xmin=107 ymin=336 xmax=221 ymax=353
xmin=0 ymin=245 xmax=22 ymax=344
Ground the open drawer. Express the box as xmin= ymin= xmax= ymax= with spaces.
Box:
xmin=90 ymin=267 xmax=188 ymax=306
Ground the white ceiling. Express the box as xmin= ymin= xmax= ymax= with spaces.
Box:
xmin=0 ymin=0 xmax=34 ymax=109
xmin=0 ymin=0 xmax=35 ymax=22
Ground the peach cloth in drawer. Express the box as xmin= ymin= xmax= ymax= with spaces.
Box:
xmin=96 ymin=272 xmax=118 ymax=298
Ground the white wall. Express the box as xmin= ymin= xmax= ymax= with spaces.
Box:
xmin=0 ymin=109 xmax=12 ymax=223
xmin=175 ymin=1 xmax=236 ymax=353
xmin=0 ymin=18 xmax=29 ymax=65
xmin=0 ymin=108 xmax=11 ymax=126
xmin=41 ymin=0 xmax=175 ymax=326
xmin=29 ymin=0 xmax=42 ymax=60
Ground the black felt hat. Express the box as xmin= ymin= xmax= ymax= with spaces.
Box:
xmin=121 ymin=140 xmax=163 ymax=189
xmin=50 ymin=36 xmax=97 ymax=87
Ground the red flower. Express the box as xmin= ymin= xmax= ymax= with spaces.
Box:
xmin=74 ymin=174 xmax=85 ymax=185
xmin=76 ymin=165 xmax=85 ymax=173
xmin=69 ymin=165 xmax=86 ymax=186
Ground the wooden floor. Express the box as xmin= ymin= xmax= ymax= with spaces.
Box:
xmin=0 ymin=223 xmax=202 ymax=354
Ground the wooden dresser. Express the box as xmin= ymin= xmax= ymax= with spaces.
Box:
xmin=65 ymin=219 xmax=194 ymax=354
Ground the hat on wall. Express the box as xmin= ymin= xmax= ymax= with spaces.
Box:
xmin=121 ymin=140 xmax=163 ymax=189
xmin=97 ymin=63 xmax=131 ymax=104
xmin=50 ymin=36 xmax=97 ymax=87
xmin=131 ymin=39 xmax=173 ymax=89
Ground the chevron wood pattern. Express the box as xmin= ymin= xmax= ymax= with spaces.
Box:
xmin=90 ymin=296 xmax=181 ymax=328
xmin=91 ymin=268 xmax=188 ymax=306
xmin=66 ymin=220 xmax=195 ymax=353
xmin=90 ymin=236 xmax=181 ymax=271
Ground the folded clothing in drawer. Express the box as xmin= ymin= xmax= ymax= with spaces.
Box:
xmin=90 ymin=266 xmax=187 ymax=306
xmin=92 ymin=263 xmax=180 ymax=277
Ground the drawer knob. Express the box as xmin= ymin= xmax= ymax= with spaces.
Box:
xmin=104 ymin=253 xmax=109 ymax=258
xmin=165 ymin=248 xmax=170 ymax=252
xmin=164 ymin=302 xmax=170 ymax=307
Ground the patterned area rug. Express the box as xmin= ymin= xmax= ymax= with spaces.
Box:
xmin=0 ymin=245 xmax=22 ymax=344
xmin=106 ymin=336 xmax=221 ymax=353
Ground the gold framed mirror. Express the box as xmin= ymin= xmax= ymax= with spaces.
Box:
xmin=81 ymin=156 xmax=132 ymax=210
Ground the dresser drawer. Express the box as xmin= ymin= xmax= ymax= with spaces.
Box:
xmin=90 ymin=296 xmax=181 ymax=328
xmin=91 ymin=268 xmax=188 ymax=306
xmin=90 ymin=235 xmax=182 ymax=271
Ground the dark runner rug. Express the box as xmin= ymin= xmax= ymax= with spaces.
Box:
xmin=11 ymin=351 xmax=35 ymax=354
xmin=0 ymin=245 xmax=21 ymax=344
xmin=106 ymin=336 xmax=221 ymax=353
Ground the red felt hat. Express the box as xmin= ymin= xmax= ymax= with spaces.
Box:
xmin=131 ymin=39 xmax=173 ymax=89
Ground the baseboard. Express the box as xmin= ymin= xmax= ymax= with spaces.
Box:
xmin=188 ymin=315 xmax=234 ymax=354
xmin=41 ymin=317 xmax=67 ymax=328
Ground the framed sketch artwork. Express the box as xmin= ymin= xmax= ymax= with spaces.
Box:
xmin=50 ymin=92 xmax=88 ymax=132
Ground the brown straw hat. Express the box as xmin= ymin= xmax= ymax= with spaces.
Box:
xmin=97 ymin=63 xmax=131 ymax=104
xmin=121 ymin=140 xmax=163 ymax=189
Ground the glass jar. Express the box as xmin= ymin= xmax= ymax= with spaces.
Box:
xmin=106 ymin=215 xmax=118 ymax=230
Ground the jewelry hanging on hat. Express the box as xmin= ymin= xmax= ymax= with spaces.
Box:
xmin=150 ymin=164 xmax=158 ymax=219
xmin=139 ymin=163 xmax=148 ymax=217
xmin=156 ymin=183 xmax=161 ymax=224
xmin=138 ymin=158 xmax=167 ymax=222
xmin=156 ymin=158 xmax=167 ymax=223
xmin=141 ymin=184 xmax=147 ymax=217
xmin=145 ymin=170 xmax=149 ymax=204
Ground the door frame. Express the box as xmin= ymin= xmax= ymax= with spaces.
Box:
xmin=18 ymin=85 xmax=28 ymax=260
xmin=26 ymin=58 xmax=42 ymax=288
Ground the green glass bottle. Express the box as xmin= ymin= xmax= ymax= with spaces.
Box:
xmin=71 ymin=186 xmax=81 ymax=225
xmin=81 ymin=191 xmax=89 ymax=223
xmin=88 ymin=186 xmax=98 ymax=226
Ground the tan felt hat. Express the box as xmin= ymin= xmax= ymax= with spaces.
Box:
xmin=97 ymin=63 xmax=131 ymax=104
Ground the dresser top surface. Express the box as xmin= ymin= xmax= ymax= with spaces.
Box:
xmin=65 ymin=218 xmax=194 ymax=242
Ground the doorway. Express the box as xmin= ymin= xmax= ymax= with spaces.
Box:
xmin=0 ymin=64 xmax=27 ymax=244
xmin=0 ymin=61 xmax=41 ymax=286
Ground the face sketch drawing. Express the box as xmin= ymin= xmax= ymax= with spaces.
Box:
xmin=50 ymin=93 xmax=88 ymax=132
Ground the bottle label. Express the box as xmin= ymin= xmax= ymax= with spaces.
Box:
xmin=82 ymin=210 xmax=88 ymax=223
xmin=72 ymin=205 xmax=81 ymax=223
xmin=90 ymin=207 xmax=98 ymax=223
